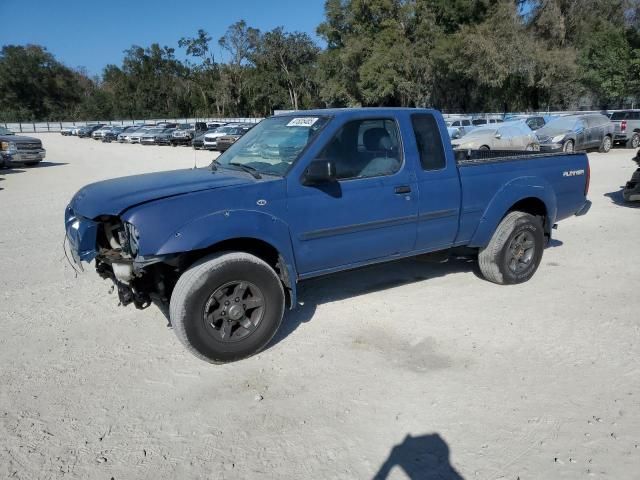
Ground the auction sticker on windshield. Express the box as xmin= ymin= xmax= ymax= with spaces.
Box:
xmin=286 ymin=117 xmax=319 ymax=127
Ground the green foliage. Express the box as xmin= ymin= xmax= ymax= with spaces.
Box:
xmin=1 ymin=2 xmax=640 ymax=121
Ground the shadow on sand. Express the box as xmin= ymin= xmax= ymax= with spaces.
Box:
xmin=604 ymin=189 xmax=640 ymax=208
xmin=373 ymin=433 xmax=464 ymax=480
xmin=270 ymin=256 xmax=478 ymax=347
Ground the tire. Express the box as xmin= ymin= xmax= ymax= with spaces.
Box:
xmin=626 ymin=133 xmax=640 ymax=149
xmin=170 ymin=252 xmax=285 ymax=363
xmin=478 ymin=211 xmax=544 ymax=285
xmin=599 ymin=135 xmax=612 ymax=153
xmin=563 ymin=140 xmax=574 ymax=153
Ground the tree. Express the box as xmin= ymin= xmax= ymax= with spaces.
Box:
xmin=252 ymin=27 xmax=320 ymax=110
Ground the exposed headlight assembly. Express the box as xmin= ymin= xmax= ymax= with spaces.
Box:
xmin=552 ymin=135 xmax=565 ymax=143
xmin=124 ymin=222 xmax=140 ymax=256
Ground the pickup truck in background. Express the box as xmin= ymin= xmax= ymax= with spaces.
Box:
xmin=1 ymin=133 xmax=46 ymax=167
xmin=610 ymin=110 xmax=640 ymax=148
xmin=65 ymin=108 xmax=591 ymax=363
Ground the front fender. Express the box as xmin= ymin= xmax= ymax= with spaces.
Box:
xmin=468 ymin=176 xmax=558 ymax=248
xmin=155 ymin=209 xmax=298 ymax=305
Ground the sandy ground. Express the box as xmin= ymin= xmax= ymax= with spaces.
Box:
xmin=0 ymin=134 xmax=639 ymax=480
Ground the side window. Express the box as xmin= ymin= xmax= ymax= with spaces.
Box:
xmin=411 ymin=114 xmax=446 ymax=171
xmin=462 ymin=120 xmax=471 ymax=126
xmin=452 ymin=121 xmax=461 ymax=127
xmin=318 ymin=118 xmax=402 ymax=180
xmin=632 ymin=112 xmax=640 ymax=120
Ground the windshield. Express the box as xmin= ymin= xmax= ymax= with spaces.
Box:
xmin=610 ymin=112 xmax=630 ymax=121
xmin=215 ymin=115 xmax=330 ymax=176
xmin=546 ymin=116 xmax=579 ymax=130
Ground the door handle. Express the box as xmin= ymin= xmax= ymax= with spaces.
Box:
xmin=394 ymin=185 xmax=412 ymax=194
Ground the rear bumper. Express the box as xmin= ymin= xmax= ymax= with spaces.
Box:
xmin=575 ymin=200 xmax=592 ymax=216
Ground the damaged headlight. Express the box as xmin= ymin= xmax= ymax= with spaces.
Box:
xmin=124 ymin=222 xmax=140 ymax=257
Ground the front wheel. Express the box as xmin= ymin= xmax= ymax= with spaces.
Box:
xmin=478 ymin=211 xmax=544 ymax=285
xmin=563 ymin=140 xmax=574 ymax=153
xmin=599 ymin=135 xmax=612 ymax=153
xmin=626 ymin=133 xmax=640 ymax=149
xmin=170 ymin=252 xmax=285 ymax=363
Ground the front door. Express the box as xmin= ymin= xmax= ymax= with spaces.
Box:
xmin=287 ymin=117 xmax=418 ymax=276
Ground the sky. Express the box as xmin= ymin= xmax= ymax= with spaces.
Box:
xmin=0 ymin=0 xmax=327 ymax=76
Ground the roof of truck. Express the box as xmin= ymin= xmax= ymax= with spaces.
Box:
xmin=274 ymin=107 xmax=438 ymax=117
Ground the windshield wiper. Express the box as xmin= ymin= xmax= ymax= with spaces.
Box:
xmin=229 ymin=162 xmax=262 ymax=179
xmin=211 ymin=159 xmax=221 ymax=172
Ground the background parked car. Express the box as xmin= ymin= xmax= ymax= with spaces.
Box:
xmin=60 ymin=126 xmax=75 ymax=136
xmin=102 ymin=126 xmax=126 ymax=142
xmin=92 ymin=125 xmax=113 ymax=140
xmin=170 ymin=123 xmax=208 ymax=146
xmin=213 ymin=125 xmax=253 ymax=151
xmin=129 ymin=127 xmax=154 ymax=144
xmin=451 ymin=122 xmax=539 ymax=151
xmin=0 ymin=127 xmax=15 ymax=136
xmin=610 ymin=110 xmax=640 ymax=149
xmin=447 ymin=126 xmax=462 ymax=140
xmin=77 ymin=124 xmax=104 ymax=138
xmin=446 ymin=117 xmax=474 ymax=136
xmin=154 ymin=127 xmax=178 ymax=145
xmin=536 ymin=114 xmax=614 ymax=153
xmin=117 ymin=125 xmax=142 ymax=143
xmin=0 ymin=132 xmax=46 ymax=167
xmin=472 ymin=117 xmax=503 ymax=126
xmin=203 ymin=124 xmax=253 ymax=150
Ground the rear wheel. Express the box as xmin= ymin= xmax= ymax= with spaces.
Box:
xmin=599 ymin=135 xmax=612 ymax=153
xmin=626 ymin=133 xmax=640 ymax=149
xmin=170 ymin=252 xmax=285 ymax=363
xmin=563 ymin=140 xmax=574 ymax=153
xmin=478 ymin=211 xmax=544 ymax=285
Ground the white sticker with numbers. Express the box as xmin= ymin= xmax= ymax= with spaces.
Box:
xmin=286 ymin=117 xmax=319 ymax=127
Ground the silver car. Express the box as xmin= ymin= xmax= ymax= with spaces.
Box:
xmin=451 ymin=122 xmax=540 ymax=151
xmin=91 ymin=125 xmax=113 ymax=140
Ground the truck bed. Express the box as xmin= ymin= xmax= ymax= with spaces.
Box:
xmin=453 ymin=149 xmax=589 ymax=247
xmin=454 ymin=148 xmax=579 ymax=166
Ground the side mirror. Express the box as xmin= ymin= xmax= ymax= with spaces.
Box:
xmin=303 ymin=159 xmax=337 ymax=185
xmin=495 ymin=133 xmax=502 ymax=139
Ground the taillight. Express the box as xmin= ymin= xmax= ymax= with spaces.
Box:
xmin=621 ymin=120 xmax=627 ymax=132
xmin=585 ymin=160 xmax=590 ymax=197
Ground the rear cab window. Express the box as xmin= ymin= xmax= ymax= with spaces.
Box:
xmin=411 ymin=114 xmax=446 ymax=171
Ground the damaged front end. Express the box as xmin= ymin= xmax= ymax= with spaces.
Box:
xmin=65 ymin=206 xmax=177 ymax=309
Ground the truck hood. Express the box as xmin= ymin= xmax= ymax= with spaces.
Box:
xmin=0 ymin=134 xmax=41 ymax=143
xmin=69 ymin=167 xmax=253 ymax=218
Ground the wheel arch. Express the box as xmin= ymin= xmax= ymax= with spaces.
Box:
xmin=155 ymin=210 xmax=299 ymax=308
xmin=468 ymin=178 xmax=557 ymax=248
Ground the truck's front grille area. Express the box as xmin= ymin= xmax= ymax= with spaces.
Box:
xmin=17 ymin=142 xmax=42 ymax=151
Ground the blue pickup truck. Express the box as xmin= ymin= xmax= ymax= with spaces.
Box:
xmin=65 ymin=108 xmax=591 ymax=363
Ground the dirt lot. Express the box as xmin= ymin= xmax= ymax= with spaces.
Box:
xmin=1 ymin=134 xmax=639 ymax=479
